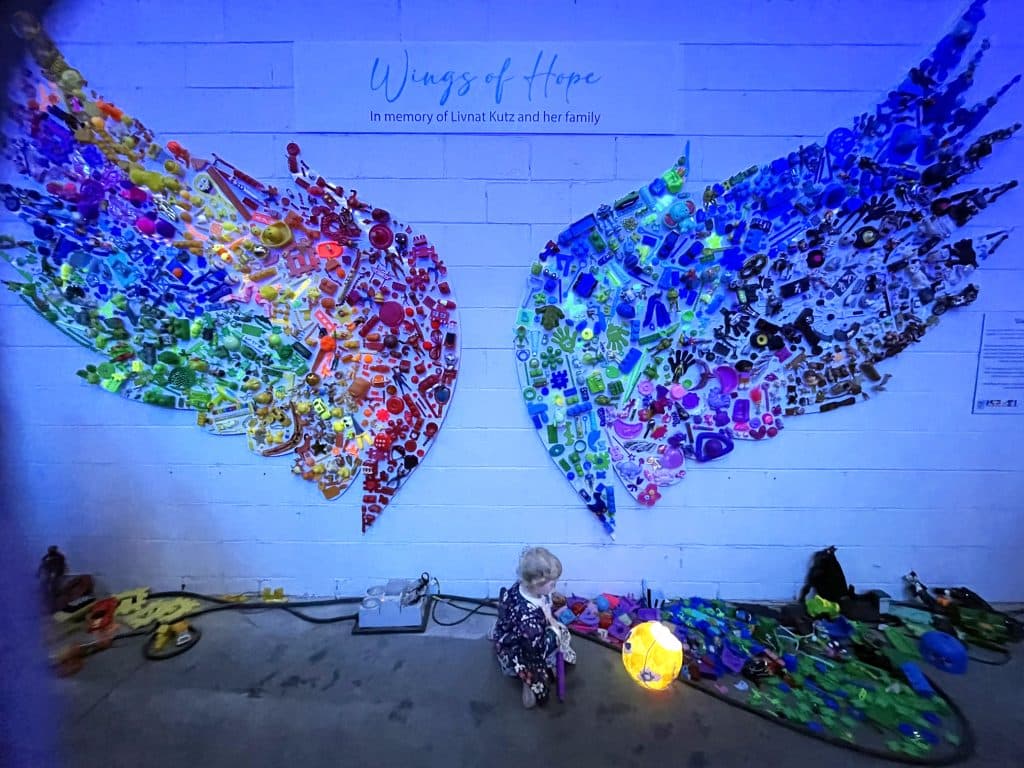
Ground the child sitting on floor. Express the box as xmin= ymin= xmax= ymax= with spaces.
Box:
xmin=491 ymin=546 xmax=576 ymax=708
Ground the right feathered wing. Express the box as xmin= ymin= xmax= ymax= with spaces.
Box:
xmin=514 ymin=0 xmax=1020 ymax=536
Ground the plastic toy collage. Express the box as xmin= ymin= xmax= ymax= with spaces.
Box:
xmin=0 ymin=14 xmax=459 ymax=532
xmin=1 ymin=2 xmax=1019 ymax=536
xmin=514 ymin=0 xmax=1018 ymax=536
xmin=564 ymin=591 xmax=976 ymax=761
xmin=2 ymin=4 xmax=1021 ymax=763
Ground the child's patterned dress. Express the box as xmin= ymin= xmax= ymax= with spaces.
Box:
xmin=491 ymin=583 xmax=576 ymax=704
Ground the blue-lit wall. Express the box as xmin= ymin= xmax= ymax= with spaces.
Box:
xmin=2 ymin=0 xmax=1022 ymax=599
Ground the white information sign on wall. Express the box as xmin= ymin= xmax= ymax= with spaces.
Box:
xmin=973 ymin=313 xmax=1024 ymax=415
xmin=294 ymin=43 xmax=682 ymax=134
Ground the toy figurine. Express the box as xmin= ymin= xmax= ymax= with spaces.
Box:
xmin=38 ymin=546 xmax=67 ymax=611
xmin=490 ymin=547 xmax=576 ymax=708
xmin=37 ymin=546 xmax=94 ymax=613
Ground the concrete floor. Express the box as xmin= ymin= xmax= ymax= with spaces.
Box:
xmin=52 ymin=602 xmax=1024 ymax=768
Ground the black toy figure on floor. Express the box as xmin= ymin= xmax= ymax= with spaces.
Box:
xmin=798 ymin=545 xmax=852 ymax=603
xmin=38 ymin=546 xmax=67 ymax=612
xmin=490 ymin=547 xmax=576 ymax=708
xmin=797 ymin=545 xmax=881 ymax=622
xmin=37 ymin=546 xmax=93 ymax=613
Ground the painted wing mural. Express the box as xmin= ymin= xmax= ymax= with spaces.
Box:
xmin=0 ymin=14 xmax=460 ymax=532
xmin=514 ymin=0 xmax=1019 ymax=536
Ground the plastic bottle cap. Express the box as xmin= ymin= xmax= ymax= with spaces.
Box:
xmin=369 ymin=223 xmax=394 ymax=250
xmin=378 ymin=301 xmax=404 ymax=327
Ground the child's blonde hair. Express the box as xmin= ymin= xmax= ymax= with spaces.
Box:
xmin=517 ymin=546 xmax=562 ymax=588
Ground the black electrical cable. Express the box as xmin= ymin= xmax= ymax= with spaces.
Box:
xmin=430 ymin=598 xmax=497 ymax=626
xmin=109 ymin=593 xmax=361 ymax=646
xmin=967 ymin=651 xmax=1010 ymax=666
xmin=277 ymin=606 xmax=358 ymax=624
xmin=435 ymin=599 xmax=498 ymax=616
xmin=148 ymin=590 xmax=244 ymax=604
xmin=112 ymin=627 xmax=157 ymax=642
xmin=436 ymin=593 xmax=496 ymax=607
xmin=426 ymin=578 xmax=498 ymax=626
xmin=149 ymin=590 xmax=364 ymax=608
xmin=169 ymin=600 xmax=358 ymax=625
xmin=965 ymin=638 xmax=1012 ymax=666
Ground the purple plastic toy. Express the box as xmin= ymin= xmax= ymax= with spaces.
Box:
xmin=556 ymin=651 xmax=566 ymax=701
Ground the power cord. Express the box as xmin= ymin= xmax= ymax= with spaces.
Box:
xmin=424 ymin=578 xmax=498 ymax=627
xmin=106 ymin=593 xmax=361 ymax=650
xmin=149 ymin=590 xmax=364 ymax=609
xmin=113 ymin=582 xmax=496 ymax=648
xmin=431 ymin=599 xmax=498 ymax=626
xmin=966 ymin=638 xmax=1012 ymax=666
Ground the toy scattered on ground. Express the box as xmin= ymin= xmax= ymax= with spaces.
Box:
xmin=49 ymin=582 xmax=204 ymax=674
xmin=144 ymin=620 xmax=201 ymax=660
xmin=112 ymin=588 xmax=201 ymax=629
xmin=1 ymin=14 xmax=459 ymax=531
xmin=37 ymin=544 xmax=93 ymax=612
xmin=513 ymin=0 xmax=1019 ymax=535
xmin=904 ymin=570 xmax=1023 ymax=649
xmin=35 ymin=547 xmax=1003 ymax=761
xmin=46 ymin=580 xmax=326 ymax=675
xmin=563 ymin=591 xmax=976 ymax=761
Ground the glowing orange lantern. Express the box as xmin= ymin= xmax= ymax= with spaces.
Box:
xmin=621 ymin=621 xmax=684 ymax=691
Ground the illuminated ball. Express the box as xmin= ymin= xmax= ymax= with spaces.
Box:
xmin=621 ymin=621 xmax=683 ymax=691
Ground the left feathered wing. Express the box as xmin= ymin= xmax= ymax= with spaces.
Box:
xmin=0 ymin=13 xmax=461 ymax=532
xmin=514 ymin=0 xmax=1019 ymax=537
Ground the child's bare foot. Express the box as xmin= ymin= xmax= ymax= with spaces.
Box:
xmin=521 ymin=682 xmax=537 ymax=709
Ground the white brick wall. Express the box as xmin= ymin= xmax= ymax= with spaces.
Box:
xmin=2 ymin=0 xmax=1022 ymax=600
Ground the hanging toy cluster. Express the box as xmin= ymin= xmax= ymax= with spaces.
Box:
xmin=513 ymin=0 xmax=1019 ymax=536
xmin=0 ymin=14 xmax=460 ymax=531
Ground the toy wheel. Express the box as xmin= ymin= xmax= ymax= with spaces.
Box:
xmin=144 ymin=625 xmax=201 ymax=661
xmin=827 ymin=128 xmax=857 ymax=157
